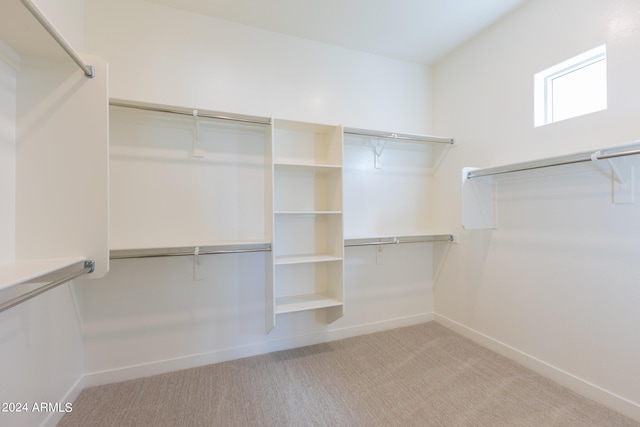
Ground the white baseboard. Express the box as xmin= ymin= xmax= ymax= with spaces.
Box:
xmin=84 ymin=313 xmax=433 ymax=387
xmin=434 ymin=314 xmax=640 ymax=423
xmin=41 ymin=375 xmax=85 ymax=427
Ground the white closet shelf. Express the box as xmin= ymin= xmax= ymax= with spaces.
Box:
xmin=343 ymin=127 xmax=454 ymax=171
xmin=465 ymin=140 xmax=640 ymax=179
xmin=462 ymin=140 xmax=640 ymax=229
xmin=273 ymin=162 xmax=342 ymax=171
xmin=0 ymin=257 xmax=87 ymax=291
xmin=110 ymin=241 xmax=271 ymax=259
xmin=275 ymin=254 xmax=342 ymax=265
xmin=275 ymin=294 xmax=343 ymax=314
xmin=275 ymin=211 xmax=342 ymax=215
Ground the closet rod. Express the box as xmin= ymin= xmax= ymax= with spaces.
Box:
xmin=0 ymin=260 xmax=94 ymax=314
xmin=345 ymin=234 xmax=454 ymax=247
xmin=109 ymin=100 xmax=271 ymax=126
xmin=467 ymin=143 xmax=640 ymax=179
xmin=110 ymin=243 xmax=272 ymax=260
xmin=19 ymin=0 xmax=94 ymax=78
xmin=344 ymin=127 xmax=453 ymax=145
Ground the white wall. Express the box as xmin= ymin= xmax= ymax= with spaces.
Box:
xmin=84 ymin=0 xmax=432 ymax=133
xmin=82 ymin=0 xmax=438 ymax=384
xmin=432 ymin=0 xmax=640 ymax=420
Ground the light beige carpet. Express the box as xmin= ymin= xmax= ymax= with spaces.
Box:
xmin=59 ymin=322 xmax=639 ymax=426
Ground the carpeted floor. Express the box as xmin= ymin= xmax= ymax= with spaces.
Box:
xmin=59 ymin=322 xmax=639 ymax=426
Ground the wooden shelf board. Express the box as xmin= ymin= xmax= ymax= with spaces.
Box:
xmin=274 ymin=162 xmax=342 ymax=171
xmin=275 ymin=254 xmax=342 ymax=265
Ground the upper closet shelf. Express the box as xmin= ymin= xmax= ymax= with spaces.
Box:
xmin=465 ymin=140 xmax=640 ymax=179
xmin=0 ymin=0 xmax=94 ymax=77
xmin=463 ymin=140 xmax=640 ymax=229
xmin=110 ymin=98 xmax=271 ymax=126
xmin=343 ymin=127 xmax=454 ymax=170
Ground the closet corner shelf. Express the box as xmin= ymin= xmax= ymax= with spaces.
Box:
xmin=0 ymin=257 xmax=88 ymax=291
xmin=465 ymin=140 xmax=640 ymax=180
xmin=110 ymin=241 xmax=271 ymax=260
xmin=275 ymin=294 xmax=343 ymax=314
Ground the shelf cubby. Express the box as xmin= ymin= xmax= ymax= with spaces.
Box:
xmin=274 ymin=164 xmax=342 ymax=213
xmin=274 ymin=260 xmax=343 ymax=314
xmin=268 ymin=119 xmax=344 ymax=331
xmin=273 ymin=119 xmax=342 ymax=166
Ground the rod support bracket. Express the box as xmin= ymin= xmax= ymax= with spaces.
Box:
xmin=84 ymin=260 xmax=95 ymax=273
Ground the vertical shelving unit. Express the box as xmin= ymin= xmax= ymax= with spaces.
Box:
xmin=267 ymin=119 xmax=344 ymax=331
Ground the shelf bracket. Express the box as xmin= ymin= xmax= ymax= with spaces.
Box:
xmin=370 ymin=138 xmax=390 ymax=169
xmin=193 ymin=109 xmax=205 ymax=158
xmin=375 ymin=237 xmax=398 ymax=264
xmin=591 ymin=152 xmax=636 ymax=204
xmin=193 ymin=246 xmax=204 ymax=280
xmin=375 ymin=243 xmax=384 ymax=264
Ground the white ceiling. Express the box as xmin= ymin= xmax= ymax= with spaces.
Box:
xmin=147 ymin=0 xmax=528 ymax=64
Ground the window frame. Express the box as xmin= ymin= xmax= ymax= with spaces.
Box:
xmin=534 ymin=44 xmax=607 ymax=127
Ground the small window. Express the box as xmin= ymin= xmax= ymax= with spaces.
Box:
xmin=534 ymin=44 xmax=607 ymax=126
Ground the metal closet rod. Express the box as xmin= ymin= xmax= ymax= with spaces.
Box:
xmin=0 ymin=260 xmax=95 ymax=314
xmin=344 ymin=234 xmax=454 ymax=247
xmin=467 ymin=143 xmax=640 ymax=179
xmin=109 ymin=100 xmax=272 ymax=126
xmin=19 ymin=0 xmax=94 ymax=78
xmin=110 ymin=243 xmax=272 ymax=260
xmin=110 ymin=235 xmax=455 ymax=259
xmin=343 ymin=127 xmax=454 ymax=145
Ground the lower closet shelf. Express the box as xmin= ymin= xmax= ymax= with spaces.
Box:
xmin=275 ymin=254 xmax=342 ymax=265
xmin=275 ymin=293 xmax=343 ymax=314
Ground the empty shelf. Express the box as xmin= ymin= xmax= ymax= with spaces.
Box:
xmin=275 ymin=294 xmax=343 ymax=314
xmin=275 ymin=254 xmax=342 ymax=265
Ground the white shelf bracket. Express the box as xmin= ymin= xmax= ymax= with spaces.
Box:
xmin=193 ymin=246 xmax=204 ymax=280
xmin=374 ymin=237 xmax=399 ymax=264
xmin=371 ymin=138 xmax=390 ymax=169
xmin=592 ymin=152 xmax=636 ymax=203
xmin=193 ymin=109 xmax=205 ymax=158
xmin=375 ymin=244 xmax=384 ymax=264
xmin=462 ymin=167 xmax=497 ymax=229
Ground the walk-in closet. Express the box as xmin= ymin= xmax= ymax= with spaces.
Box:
xmin=2 ymin=0 xmax=640 ymax=426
